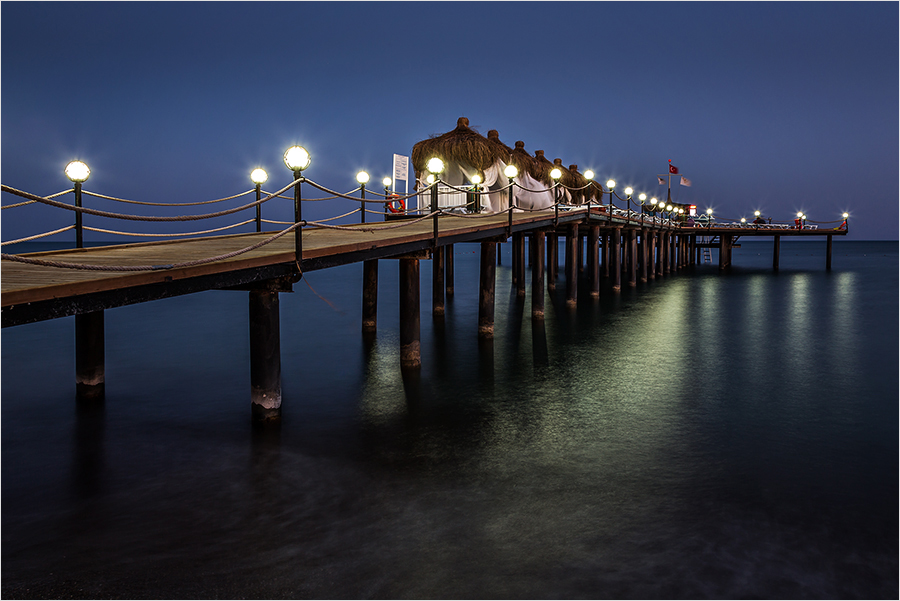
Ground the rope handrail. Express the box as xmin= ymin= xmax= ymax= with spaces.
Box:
xmin=82 ymin=219 xmax=256 ymax=238
xmin=82 ymin=189 xmax=255 ymax=206
xmin=0 ymin=181 xmax=295 ymax=223
xmin=430 ymin=180 xmax=511 ymax=195
xmin=1 ymin=221 xmax=304 ymax=272
xmin=307 ymin=210 xmax=440 ymax=232
xmin=1 ymin=225 xmax=77 ymax=246
xmin=2 ymin=188 xmax=72 ymax=209
xmin=513 ymin=181 xmax=561 ymax=195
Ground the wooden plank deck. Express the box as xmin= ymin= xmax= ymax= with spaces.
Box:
xmin=1 ymin=207 xmax=847 ymax=327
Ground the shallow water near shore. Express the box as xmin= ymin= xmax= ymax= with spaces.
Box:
xmin=2 ymin=239 xmax=897 ymax=598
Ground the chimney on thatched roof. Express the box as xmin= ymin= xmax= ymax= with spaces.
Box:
xmin=411 ymin=117 xmax=507 ymax=177
xmin=533 ymin=150 xmax=554 ymax=185
xmin=509 ymin=140 xmax=541 ymax=181
xmin=486 ymin=129 xmax=513 ymax=158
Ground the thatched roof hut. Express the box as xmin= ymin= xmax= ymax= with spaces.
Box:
xmin=411 ymin=117 xmax=507 ymax=178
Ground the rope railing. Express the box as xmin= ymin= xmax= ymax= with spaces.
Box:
xmin=1 ymin=221 xmax=304 ymax=272
xmin=2 ymin=188 xmax=72 ymax=209
xmin=82 ymin=219 xmax=256 ymax=238
xmin=82 ymin=189 xmax=255 ymax=206
xmin=1 ymin=225 xmax=76 ymax=246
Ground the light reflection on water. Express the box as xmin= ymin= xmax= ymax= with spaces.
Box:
xmin=2 ymin=240 xmax=897 ymax=598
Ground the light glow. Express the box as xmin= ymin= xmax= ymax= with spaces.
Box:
xmin=706 ymin=208 xmax=713 ymax=215
xmin=639 ymin=193 xmax=647 ymax=201
xmin=65 ymin=160 xmax=90 ymax=183
xmin=426 ymin=174 xmax=435 ymax=184
xmin=383 ymin=177 xmax=392 ymax=187
xmin=356 ymin=171 xmax=370 ymax=184
xmin=606 ymin=179 xmax=616 ymax=189
xmin=426 ymin=157 xmax=444 ymax=174
xmin=583 ymin=169 xmax=594 ymax=180
xmin=250 ymin=168 xmax=268 ymax=185
xmin=624 ymin=187 xmax=634 ymax=196
xmin=549 ymin=167 xmax=562 ymax=180
xmin=283 ymin=146 xmax=311 ymax=171
xmin=504 ymin=164 xmax=519 ymax=179
xmin=471 ymin=174 xmax=482 ymax=185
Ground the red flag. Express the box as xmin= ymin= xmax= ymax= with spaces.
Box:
xmin=669 ymin=164 xmax=679 ymax=175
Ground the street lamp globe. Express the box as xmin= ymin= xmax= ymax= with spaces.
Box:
xmin=426 ymin=174 xmax=436 ymax=185
xmin=283 ymin=146 xmax=311 ymax=171
xmin=65 ymin=161 xmax=90 ymax=183
xmin=583 ymin=170 xmax=594 ymax=180
xmin=250 ymin=168 xmax=268 ymax=185
xmin=471 ymin=174 xmax=482 ymax=185
xmin=356 ymin=171 xmax=370 ymax=184
xmin=383 ymin=177 xmax=392 ymax=188
xmin=549 ymin=167 xmax=562 ymax=180
xmin=706 ymin=208 xmax=713 ymax=215
xmin=624 ymin=187 xmax=633 ymax=196
xmin=606 ymin=179 xmax=616 ymax=190
xmin=639 ymin=193 xmax=647 ymax=202
xmin=504 ymin=164 xmax=519 ymax=179
xmin=426 ymin=157 xmax=444 ymax=175
xmin=842 ymin=212 xmax=849 ymax=219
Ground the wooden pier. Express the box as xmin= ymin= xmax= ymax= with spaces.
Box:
xmin=1 ymin=208 xmax=846 ymax=423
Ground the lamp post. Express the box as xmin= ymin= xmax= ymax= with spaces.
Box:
xmin=357 ymin=171 xmax=369 ymax=224
xmin=583 ymin=170 xmax=595 ymax=213
xmin=382 ymin=177 xmax=392 ymax=216
xmin=250 ymin=168 xmax=268 ymax=232
xmin=842 ymin=212 xmax=849 ymax=230
xmin=606 ymin=179 xmax=616 ymax=222
xmin=65 ymin=160 xmax=90 ymax=248
xmin=505 ymin=164 xmax=519 ymax=233
xmin=741 ymin=217 xmax=747 ymax=228
xmin=706 ymin=208 xmax=713 ymax=229
xmin=550 ymin=167 xmax=562 ymax=225
xmin=284 ymin=145 xmax=311 ymax=269
xmin=426 ymin=157 xmax=444 ymax=213
xmin=470 ymin=173 xmax=482 ymax=213
xmin=624 ymin=187 xmax=634 ymax=218
xmin=754 ymin=210 xmax=761 ymax=230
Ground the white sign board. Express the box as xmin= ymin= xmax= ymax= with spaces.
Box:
xmin=392 ymin=154 xmax=409 ymax=192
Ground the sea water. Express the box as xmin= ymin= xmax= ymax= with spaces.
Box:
xmin=2 ymin=239 xmax=897 ymax=598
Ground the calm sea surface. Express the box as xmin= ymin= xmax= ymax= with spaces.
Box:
xmin=2 ymin=239 xmax=897 ymax=599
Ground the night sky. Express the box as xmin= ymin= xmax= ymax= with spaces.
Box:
xmin=2 ymin=2 xmax=897 ymax=242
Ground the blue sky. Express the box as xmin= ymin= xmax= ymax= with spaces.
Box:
xmin=2 ymin=1 xmax=897 ymax=241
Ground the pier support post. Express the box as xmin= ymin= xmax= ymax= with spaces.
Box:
xmin=826 ymin=234 xmax=833 ymax=271
xmin=773 ymin=235 xmax=781 ymax=271
xmin=249 ymin=290 xmax=281 ymax=424
xmin=664 ymin=232 xmax=671 ymax=274
xmin=514 ymin=233 xmax=526 ymax=297
xmin=432 ymin=244 xmax=444 ymax=317
xmin=75 ymin=311 xmax=105 ymax=402
xmin=603 ymin=232 xmax=611 ymax=278
xmin=547 ymin=233 xmax=558 ymax=291
xmin=400 ymin=258 xmax=421 ymax=369
xmin=577 ymin=232 xmax=584 ymax=275
xmin=565 ymin=223 xmax=579 ymax=305
xmin=532 ymin=231 xmax=545 ymax=319
xmin=640 ymin=228 xmax=649 ymax=282
xmin=628 ymin=229 xmax=637 ymax=287
xmin=589 ymin=225 xmax=600 ymax=298
xmin=362 ymin=259 xmax=378 ymax=332
xmin=719 ymin=235 xmax=732 ymax=270
xmin=445 ymin=245 xmax=455 ymax=296
xmin=649 ymin=231 xmax=657 ymax=280
xmin=478 ymin=241 xmax=497 ymax=338
xmin=612 ymin=228 xmax=622 ymax=291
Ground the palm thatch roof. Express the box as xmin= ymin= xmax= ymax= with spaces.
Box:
xmin=565 ymin=163 xmax=590 ymax=204
xmin=486 ymin=129 xmax=513 ymax=158
xmin=411 ymin=117 xmax=507 ymax=176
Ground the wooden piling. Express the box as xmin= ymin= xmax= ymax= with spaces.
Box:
xmin=478 ymin=241 xmax=496 ymax=339
xmin=547 ymin=233 xmax=558 ymax=291
xmin=249 ymin=290 xmax=281 ymax=424
xmin=514 ymin=233 xmax=526 ymax=296
xmin=826 ymin=234 xmax=833 ymax=271
xmin=565 ymin=223 xmax=579 ymax=305
xmin=640 ymin=228 xmax=649 ymax=282
xmin=445 ymin=244 xmax=455 ymax=295
xmin=432 ymin=244 xmax=444 ymax=317
xmin=603 ymin=232 xmax=611 ymax=278
xmin=532 ymin=231 xmax=545 ymax=319
xmin=75 ymin=311 xmax=105 ymax=401
xmin=589 ymin=225 xmax=600 ymax=298
xmin=773 ymin=235 xmax=781 ymax=271
xmin=362 ymin=259 xmax=378 ymax=332
xmin=612 ymin=228 xmax=622 ymax=291
xmin=399 ymin=258 xmax=421 ymax=369
xmin=628 ymin=229 xmax=637 ymax=287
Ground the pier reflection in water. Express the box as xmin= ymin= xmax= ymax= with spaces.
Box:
xmin=2 ymin=240 xmax=896 ymax=598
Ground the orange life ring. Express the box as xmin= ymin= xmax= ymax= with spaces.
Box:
xmin=386 ymin=194 xmax=405 ymax=214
